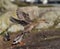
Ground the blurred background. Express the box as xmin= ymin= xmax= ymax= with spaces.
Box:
xmin=0 ymin=0 xmax=60 ymax=49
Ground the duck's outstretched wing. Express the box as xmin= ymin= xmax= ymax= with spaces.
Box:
xmin=10 ymin=17 xmax=29 ymax=26
xmin=16 ymin=9 xmax=32 ymax=22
